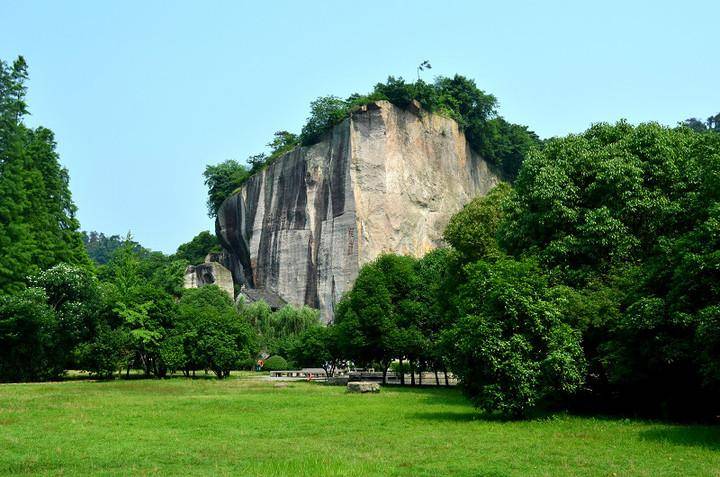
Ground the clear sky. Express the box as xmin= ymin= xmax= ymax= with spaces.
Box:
xmin=1 ymin=1 xmax=718 ymax=253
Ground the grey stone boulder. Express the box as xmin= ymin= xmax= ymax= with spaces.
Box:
xmin=347 ymin=381 xmax=380 ymax=393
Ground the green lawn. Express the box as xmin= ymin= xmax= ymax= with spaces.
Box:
xmin=1 ymin=376 xmax=719 ymax=476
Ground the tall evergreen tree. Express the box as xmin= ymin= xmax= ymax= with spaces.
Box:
xmin=0 ymin=57 xmax=88 ymax=293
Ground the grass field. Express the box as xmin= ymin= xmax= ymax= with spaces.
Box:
xmin=1 ymin=375 xmax=719 ymax=476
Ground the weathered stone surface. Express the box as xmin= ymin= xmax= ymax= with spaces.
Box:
xmin=237 ymin=287 xmax=287 ymax=310
xmin=216 ymin=100 xmax=502 ymax=322
xmin=328 ymin=376 xmax=350 ymax=386
xmin=347 ymin=381 xmax=380 ymax=393
xmin=183 ymin=261 xmax=234 ymax=299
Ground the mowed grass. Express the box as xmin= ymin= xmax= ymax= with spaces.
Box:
xmin=1 ymin=376 xmax=719 ymax=476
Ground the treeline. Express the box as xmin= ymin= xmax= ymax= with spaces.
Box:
xmin=203 ymin=74 xmax=539 ymax=216
xmin=0 ymin=242 xmax=321 ymax=381
xmin=0 ymin=57 xmax=321 ymax=382
xmin=682 ymin=114 xmax=720 ymax=133
xmin=83 ymin=230 xmax=220 ymax=266
xmin=292 ymin=120 xmax=720 ymax=420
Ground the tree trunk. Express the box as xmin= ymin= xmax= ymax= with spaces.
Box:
xmin=418 ymin=366 xmax=422 ymax=386
xmin=434 ymin=369 xmax=440 ymax=386
xmin=399 ymin=357 xmax=405 ymax=385
xmin=410 ymin=361 xmax=416 ymax=386
xmin=382 ymin=364 xmax=389 ymax=385
xmin=444 ymin=368 xmax=450 ymax=387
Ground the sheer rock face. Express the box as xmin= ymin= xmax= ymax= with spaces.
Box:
xmin=216 ymin=100 xmax=502 ymax=322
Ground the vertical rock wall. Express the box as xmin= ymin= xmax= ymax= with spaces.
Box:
xmin=216 ymin=101 xmax=502 ymax=321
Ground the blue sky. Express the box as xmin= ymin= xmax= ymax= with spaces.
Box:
xmin=1 ymin=1 xmax=718 ymax=253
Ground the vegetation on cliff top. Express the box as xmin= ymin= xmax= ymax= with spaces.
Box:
xmin=203 ymin=74 xmax=540 ymax=217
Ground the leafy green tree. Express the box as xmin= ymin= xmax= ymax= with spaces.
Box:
xmin=98 ymin=236 xmax=183 ymax=377
xmin=239 ymin=301 xmax=320 ymax=357
xmin=443 ymin=258 xmax=585 ymax=417
xmin=290 ymin=325 xmax=343 ymax=377
xmin=246 ymin=153 xmax=267 ymax=174
xmin=434 ymin=74 xmax=497 ymax=128
xmin=482 ymin=118 xmax=540 ymax=180
xmin=74 ymin=324 xmax=133 ymax=378
xmin=335 ymin=265 xmax=394 ymax=381
xmin=413 ymin=247 xmax=460 ymax=385
xmin=682 ymin=117 xmax=708 ymax=132
xmin=444 ymin=183 xmax=512 ymax=262
xmin=299 ymin=96 xmax=349 ymax=145
xmin=501 ymin=122 xmax=705 ymax=284
xmin=372 ymin=76 xmax=419 ymax=108
xmin=28 ymin=264 xmax=103 ymax=369
xmin=494 ymin=121 xmax=720 ymax=417
xmin=266 ymin=130 xmax=299 ymax=157
xmin=0 ymin=287 xmax=62 ymax=381
xmin=335 ymin=254 xmax=421 ymax=383
xmin=203 ymin=160 xmax=250 ymax=217
xmin=158 ymin=333 xmax=187 ymax=375
xmin=175 ymin=231 xmax=221 ymax=264
xmin=177 ymin=286 xmax=255 ymax=378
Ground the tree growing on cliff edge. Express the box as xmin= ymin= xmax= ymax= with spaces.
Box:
xmin=203 ymin=159 xmax=249 ymax=217
xmin=299 ymin=96 xmax=349 ymax=146
xmin=204 ymin=74 xmax=538 ymax=216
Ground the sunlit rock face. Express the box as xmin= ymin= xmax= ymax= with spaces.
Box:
xmin=183 ymin=261 xmax=234 ymax=299
xmin=216 ymin=100 xmax=502 ymax=322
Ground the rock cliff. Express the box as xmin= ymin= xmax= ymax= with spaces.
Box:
xmin=216 ymin=100 xmax=502 ymax=321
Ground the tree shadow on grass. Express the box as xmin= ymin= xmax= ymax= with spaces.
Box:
xmin=409 ymin=410 xmax=482 ymax=422
xmin=409 ymin=407 xmax=533 ymax=423
xmin=639 ymin=426 xmax=720 ymax=450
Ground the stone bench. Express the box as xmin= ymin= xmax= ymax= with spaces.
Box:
xmin=347 ymin=381 xmax=380 ymax=393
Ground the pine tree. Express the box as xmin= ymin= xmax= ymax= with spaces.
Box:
xmin=0 ymin=57 xmax=88 ymax=293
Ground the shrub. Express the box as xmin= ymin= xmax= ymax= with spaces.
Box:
xmin=237 ymin=358 xmax=257 ymax=371
xmin=74 ymin=325 xmax=133 ymax=378
xmin=443 ymin=258 xmax=585 ymax=418
xmin=0 ymin=287 xmax=63 ymax=382
xmin=263 ymin=355 xmax=288 ymax=371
